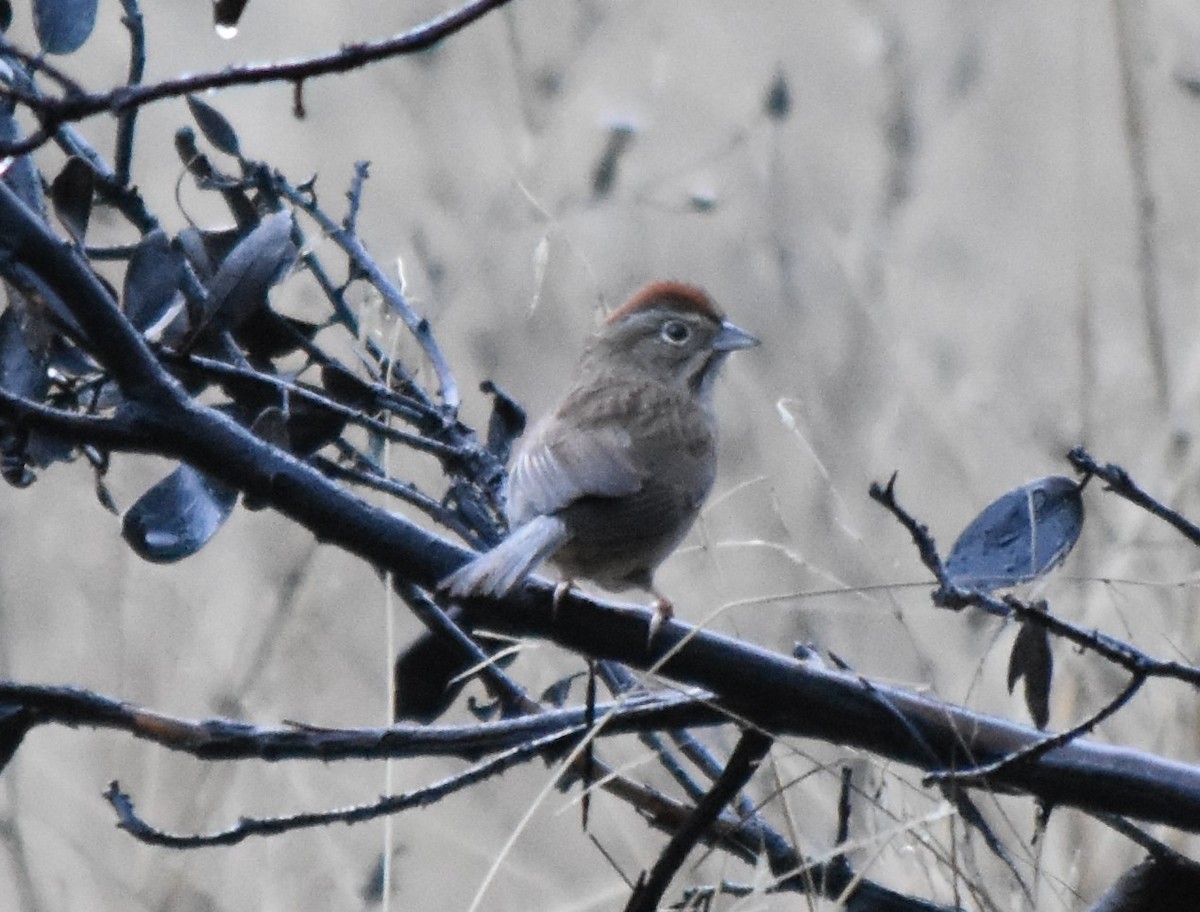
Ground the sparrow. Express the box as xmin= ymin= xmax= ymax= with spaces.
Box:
xmin=440 ymin=281 xmax=758 ymax=629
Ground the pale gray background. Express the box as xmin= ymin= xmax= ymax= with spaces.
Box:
xmin=3 ymin=1 xmax=1200 ymax=909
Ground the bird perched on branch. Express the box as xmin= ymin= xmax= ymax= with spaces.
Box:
xmin=440 ymin=281 xmax=758 ymax=633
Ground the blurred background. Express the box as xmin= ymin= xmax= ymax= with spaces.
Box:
xmin=3 ymin=0 xmax=1200 ymax=908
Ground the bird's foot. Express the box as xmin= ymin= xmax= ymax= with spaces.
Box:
xmin=552 ymin=579 xmax=575 ymax=620
xmin=647 ymin=594 xmax=674 ymax=646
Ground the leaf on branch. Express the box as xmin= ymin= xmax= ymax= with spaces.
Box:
xmin=0 ymin=84 xmax=43 ymax=212
xmin=0 ymin=304 xmax=49 ymax=402
xmin=94 ymin=470 xmax=118 ymax=515
xmin=1089 ymin=855 xmax=1200 ymax=912
xmin=212 ymin=0 xmax=251 ymax=36
xmin=944 ymin=475 xmax=1084 ymax=593
xmin=186 ymin=94 xmax=243 ymax=158
xmin=393 ymin=632 xmax=473 ymax=724
xmin=189 ymin=212 xmax=298 ymax=344
xmin=392 ymin=629 xmax=515 ymax=724
xmin=206 ymin=370 xmax=346 ymax=457
xmin=50 ymin=156 xmax=94 ymax=245
xmin=177 ymin=225 xmax=242 ymax=282
xmin=121 ymin=463 xmax=239 ymax=563
xmin=541 ymin=672 xmax=583 ymax=708
xmin=277 ymin=393 xmax=346 ymax=455
xmin=249 ymin=404 xmax=288 ymax=449
xmin=0 ymin=304 xmax=51 ymax=487
xmin=123 ymin=230 xmax=189 ymax=345
xmin=33 ymin=0 xmax=97 ymax=54
xmin=321 ymin=363 xmax=378 ymax=410
xmin=1007 ymin=611 xmax=1053 ymax=729
xmin=234 ymin=309 xmax=320 ymax=365
xmin=0 ymin=702 xmax=35 ymax=774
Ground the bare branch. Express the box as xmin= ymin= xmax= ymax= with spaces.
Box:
xmin=925 ymin=672 xmax=1146 ymax=786
xmin=624 ymin=729 xmax=773 ymax=912
xmin=870 ymin=472 xmax=1200 ymax=687
xmin=0 ymin=680 xmax=719 ymax=763
xmin=103 ymin=725 xmax=577 ymax=847
xmin=0 ymin=0 xmax=517 ymax=159
xmin=1069 ymin=445 xmax=1200 ymax=546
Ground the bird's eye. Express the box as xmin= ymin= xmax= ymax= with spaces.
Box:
xmin=660 ymin=320 xmax=691 ymax=345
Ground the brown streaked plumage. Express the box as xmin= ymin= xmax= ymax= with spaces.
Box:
xmin=440 ymin=282 xmax=758 ymax=630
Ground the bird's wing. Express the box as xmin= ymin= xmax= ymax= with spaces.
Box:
xmin=506 ymin=413 xmax=643 ymax=525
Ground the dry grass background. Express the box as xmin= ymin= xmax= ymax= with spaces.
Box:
xmin=3 ymin=0 xmax=1200 ymax=909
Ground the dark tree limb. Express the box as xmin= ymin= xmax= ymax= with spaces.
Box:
xmin=624 ymin=729 xmax=773 ymax=912
xmin=0 ymin=680 xmax=718 ymax=763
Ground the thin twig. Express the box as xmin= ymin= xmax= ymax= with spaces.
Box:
xmin=104 ymin=726 xmax=578 ymax=847
xmin=164 ymin=351 xmax=462 ymax=460
xmin=925 ymin=672 xmax=1146 ymax=787
xmin=1069 ymin=446 xmax=1200 ymax=546
xmin=115 ymin=0 xmax=147 ymax=186
xmin=275 ymin=172 xmax=460 ymax=410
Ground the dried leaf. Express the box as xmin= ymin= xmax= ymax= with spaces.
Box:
xmin=191 ymin=212 xmax=297 ymax=341
xmin=541 ymin=672 xmax=583 ymax=708
xmin=123 ymin=230 xmax=189 ymax=343
xmin=0 ymin=306 xmax=48 ymax=401
xmin=1007 ymin=614 xmax=1053 ymax=729
xmin=186 ymin=94 xmax=242 ymax=158
xmin=945 ymin=475 xmax=1084 ymax=593
xmin=50 ymin=156 xmax=94 ymax=244
xmin=33 ymin=0 xmax=97 ymax=54
xmin=121 ymin=464 xmax=238 ymax=563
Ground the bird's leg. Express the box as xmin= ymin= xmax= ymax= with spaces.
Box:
xmin=647 ymin=588 xmax=674 ymax=644
xmin=552 ymin=579 xmax=576 ymax=620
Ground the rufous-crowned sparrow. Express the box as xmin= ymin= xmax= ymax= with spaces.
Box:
xmin=440 ymin=281 xmax=758 ymax=624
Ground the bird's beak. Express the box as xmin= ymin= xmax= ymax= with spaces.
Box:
xmin=713 ymin=321 xmax=760 ymax=352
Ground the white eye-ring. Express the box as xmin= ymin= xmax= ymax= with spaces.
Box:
xmin=661 ymin=319 xmax=691 ymax=345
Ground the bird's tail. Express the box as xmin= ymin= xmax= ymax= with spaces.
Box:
xmin=439 ymin=515 xmax=569 ymax=598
